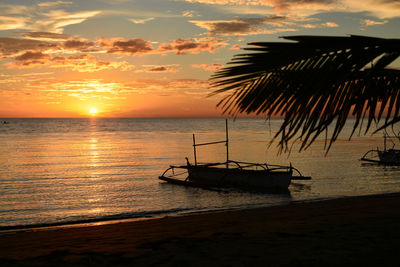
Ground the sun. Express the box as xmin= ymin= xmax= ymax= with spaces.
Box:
xmin=89 ymin=107 xmax=98 ymax=116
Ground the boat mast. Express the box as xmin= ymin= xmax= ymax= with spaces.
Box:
xmin=193 ymin=134 xmax=197 ymax=166
xmin=225 ymin=119 xmax=229 ymax=168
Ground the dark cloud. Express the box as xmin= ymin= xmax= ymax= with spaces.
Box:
xmin=142 ymin=65 xmax=179 ymax=73
xmin=63 ymin=39 xmax=98 ymax=52
xmin=64 ymin=40 xmax=88 ymax=48
xmin=0 ymin=35 xmax=227 ymax=60
xmin=7 ymin=52 xmax=133 ymax=71
xmin=101 ymin=37 xmax=226 ymax=55
xmin=157 ymin=38 xmax=227 ymax=54
xmin=12 ymin=51 xmax=50 ymax=66
xmin=0 ymin=37 xmax=57 ymax=58
xmin=105 ymin=38 xmax=154 ymax=55
xmin=15 ymin=51 xmax=48 ymax=61
xmin=1 ymin=35 xmax=227 ymax=72
xmin=148 ymin=66 xmax=167 ymax=71
xmin=190 ymin=16 xmax=291 ymax=36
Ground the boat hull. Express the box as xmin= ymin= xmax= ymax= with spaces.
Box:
xmin=187 ymin=165 xmax=292 ymax=191
xmin=378 ymin=150 xmax=400 ymax=165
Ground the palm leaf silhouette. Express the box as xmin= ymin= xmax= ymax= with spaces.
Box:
xmin=210 ymin=35 xmax=400 ymax=152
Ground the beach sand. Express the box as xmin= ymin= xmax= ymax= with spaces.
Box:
xmin=1 ymin=193 xmax=399 ymax=266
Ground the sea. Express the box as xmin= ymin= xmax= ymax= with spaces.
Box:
xmin=1 ymin=118 xmax=400 ymax=230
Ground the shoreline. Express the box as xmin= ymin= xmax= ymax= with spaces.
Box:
xmin=0 ymin=192 xmax=389 ymax=233
xmin=1 ymin=192 xmax=399 ymax=266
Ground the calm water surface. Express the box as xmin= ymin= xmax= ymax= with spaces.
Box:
xmin=1 ymin=118 xmax=399 ymax=228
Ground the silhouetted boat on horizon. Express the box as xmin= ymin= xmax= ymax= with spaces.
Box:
xmin=361 ymin=134 xmax=400 ymax=166
xmin=159 ymin=120 xmax=311 ymax=193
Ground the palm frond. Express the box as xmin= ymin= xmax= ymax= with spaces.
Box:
xmin=210 ymin=35 xmax=400 ymax=152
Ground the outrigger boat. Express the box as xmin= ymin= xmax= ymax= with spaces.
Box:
xmin=159 ymin=120 xmax=311 ymax=192
xmin=361 ymin=134 xmax=400 ymax=166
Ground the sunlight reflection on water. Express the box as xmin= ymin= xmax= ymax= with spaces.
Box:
xmin=0 ymin=118 xmax=399 ymax=228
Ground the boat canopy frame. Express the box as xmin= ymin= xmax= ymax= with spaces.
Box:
xmin=192 ymin=119 xmax=229 ymax=167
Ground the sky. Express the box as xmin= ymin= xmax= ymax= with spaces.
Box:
xmin=0 ymin=0 xmax=399 ymax=118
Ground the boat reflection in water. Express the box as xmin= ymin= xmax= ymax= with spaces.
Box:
xmin=159 ymin=120 xmax=311 ymax=193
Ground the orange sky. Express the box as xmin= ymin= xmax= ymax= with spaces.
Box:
xmin=0 ymin=0 xmax=399 ymax=117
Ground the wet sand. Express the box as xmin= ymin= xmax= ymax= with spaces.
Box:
xmin=1 ymin=192 xmax=399 ymax=266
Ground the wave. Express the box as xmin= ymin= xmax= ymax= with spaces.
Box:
xmin=0 ymin=207 xmax=195 ymax=231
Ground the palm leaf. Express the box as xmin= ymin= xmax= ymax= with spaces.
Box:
xmin=210 ymin=35 xmax=400 ymax=152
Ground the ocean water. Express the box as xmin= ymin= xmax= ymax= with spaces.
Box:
xmin=1 ymin=118 xmax=400 ymax=229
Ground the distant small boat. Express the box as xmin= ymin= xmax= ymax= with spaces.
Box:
xmin=361 ymin=134 xmax=400 ymax=166
xmin=159 ymin=120 xmax=311 ymax=193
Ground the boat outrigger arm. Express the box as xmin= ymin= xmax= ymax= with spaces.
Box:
xmin=159 ymin=158 xmax=311 ymax=182
xmin=159 ymin=119 xmax=311 ymax=191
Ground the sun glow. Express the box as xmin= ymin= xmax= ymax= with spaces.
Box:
xmin=89 ymin=107 xmax=98 ymax=116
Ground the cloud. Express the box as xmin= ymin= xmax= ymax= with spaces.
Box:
xmin=20 ymin=31 xmax=72 ymax=41
xmin=230 ymin=44 xmax=242 ymax=50
xmin=300 ymin=21 xmax=338 ymax=28
xmin=190 ymin=19 xmax=256 ymax=36
xmin=15 ymin=51 xmax=49 ymax=62
xmin=182 ymin=10 xmax=199 ymax=17
xmin=190 ymin=16 xmax=297 ymax=35
xmin=44 ymin=10 xmax=101 ymax=33
xmin=360 ymin=19 xmax=389 ymax=27
xmin=183 ymin=0 xmax=400 ymax=19
xmin=32 ymin=79 xmax=135 ymax=101
xmin=63 ymin=39 xmax=99 ymax=52
xmin=157 ymin=37 xmax=228 ymax=54
xmin=52 ymin=79 xmax=129 ymax=93
xmin=182 ymin=0 xmax=337 ymax=13
xmin=0 ymin=4 xmax=32 ymax=15
xmin=102 ymin=38 xmax=154 ymax=55
xmin=0 ymin=35 xmax=226 ymax=73
xmin=0 ymin=16 xmax=27 ymax=30
xmin=139 ymin=65 xmax=180 ymax=73
xmin=0 ymin=35 xmax=227 ymax=68
xmin=21 ymin=32 xmax=101 ymax=52
xmin=101 ymin=37 xmax=227 ymax=55
xmin=322 ymin=21 xmax=338 ymax=27
xmin=142 ymin=78 xmax=210 ymax=95
xmin=344 ymin=0 xmax=400 ymax=19
xmin=6 ymin=52 xmax=134 ymax=72
xmin=0 ymin=4 xmax=101 ymax=33
xmin=39 ymin=78 xmax=210 ymax=98
xmin=38 ymin=1 xmax=73 ymax=8
xmin=192 ymin=63 xmax=224 ymax=71
xmin=5 ymin=51 xmax=51 ymax=67
xmin=268 ymin=0 xmax=337 ymax=13
xmin=0 ymin=36 xmax=101 ymax=59
xmin=98 ymin=78 xmax=211 ymax=98
xmin=167 ymin=79 xmax=210 ymax=95
xmin=128 ymin=17 xmax=154 ymax=24
xmin=190 ymin=14 xmax=340 ymax=35
xmin=0 ymin=37 xmax=57 ymax=58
